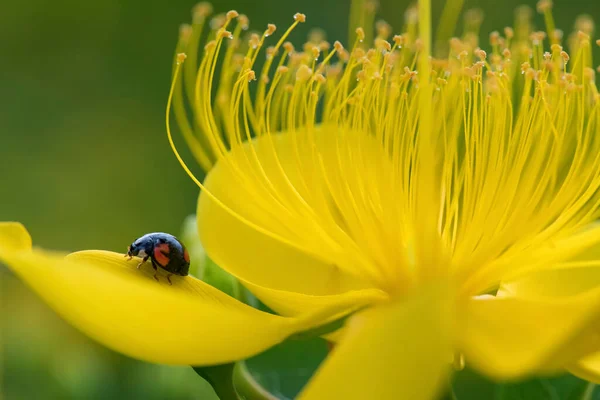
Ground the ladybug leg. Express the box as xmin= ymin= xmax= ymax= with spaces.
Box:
xmin=166 ymin=274 xmax=173 ymax=285
xmin=136 ymin=255 xmax=149 ymax=269
xmin=150 ymin=259 xmax=160 ymax=283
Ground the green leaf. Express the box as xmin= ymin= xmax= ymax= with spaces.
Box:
xmin=448 ymin=368 xmax=598 ymax=400
xmin=192 ymin=364 xmax=239 ymax=400
xmin=244 ymin=337 xmax=329 ymax=400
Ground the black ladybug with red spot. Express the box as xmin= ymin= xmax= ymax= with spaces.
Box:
xmin=126 ymin=232 xmax=190 ymax=284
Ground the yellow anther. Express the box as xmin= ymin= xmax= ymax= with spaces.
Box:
xmin=249 ymin=33 xmax=260 ymax=49
xmin=393 ymin=35 xmax=404 ymax=47
xmin=284 ymin=84 xmax=294 ymax=93
xmin=333 ymin=41 xmax=344 ymax=52
xmin=404 ymin=6 xmax=418 ymax=24
xmin=490 ymin=31 xmax=500 ymax=46
xmin=437 ymin=77 xmax=447 ymax=85
xmin=596 ymin=39 xmax=600 ymax=46
xmin=226 ymin=10 xmax=239 ymax=20
xmin=364 ymin=0 xmax=378 ymax=13
xmin=464 ymin=8 xmax=484 ymax=26
xmin=504 ymin=27 xmax=514 ymax=39
xmin=375 ymin=20 xmax=392 ymax=39
xmin=553 ymin=29 xmax=564 ymax=40
xmin=319 ymin=41 xmax=331 ymax=51
xmin=266 ymin=24 xmax=277 ymax=37
xmin=179 ymin=24 xmax=192 ymax=43
xmin=176 ymin=53 xmax=187 ymax=65
xmin=237 ymin=14 xmax=249 ymax=30
xmin=414 ymin=39 xmax=423 ymax=51
xmin=205 ymin=40 xmax=217 ymax=50
xmin=283 ymin=41 xmax=295 ymax=53
xmin=296 ymin=65 xmax=313 ymax=81
xmin=353 ymin=48 xmax=366 ymax=59
xmin=577 ymin=30 xmax=590 ymax=42
xmin=247 ymin=70 xmax=256 ymax=81
xmin=521 ymin=62 xmax=531 ymax=74
xmin=575 ymin=15 xmax=595 ymax=35
xmin=543 ymin=51 xmax=551 ymax=61
xmin=536 ymin=0 xmax=552 ymax=13
xmin=193 ymin=2 xmax=213 ymax=22
xmin=375 ymin=39 xmax=391 ymax=52
xmin=326 ymin=63 xmax=342 ymax=78
xmin=551 ymin=44 xmax=563 ymax=52
xmin=314 ymin=73 xmax=326 ymax=84
xmin=525 ymin=68 xmax=538 ymax=80
xmin=356 ymin=70 xmax=366 ymax=81
xmin=502 ymin=48 xmax=511 ymax=58
xmin=218 ymin=30 xmax=233 ymax=39
xmin=293 ymin=13 xmax=306 ymax=23
xmin=266 ymin=46 xmax=278 ymax=59
xmin=584 ymin=67 xmax=595 ymax=81
xmin=308 ymin=28 xmax=326 ymax=44
xmin=474 ymin=49 xmax=487 ymax=60
xmin=210 ymin=14 xmax=226 ymax=30
xmin=356 ymin=27 xmax=365 ymax=42
xmin=312 ymin=46 xmax=320 ymax=60
xmin=458 ymin=50 xmax=469 ymax=60
xmin=277 ymin=65 xmax=289 ymax=74
xmin=338 ymin=50 xmax=350 ymax=62
xmin=560 ymin=51 xmax=570 ymax=63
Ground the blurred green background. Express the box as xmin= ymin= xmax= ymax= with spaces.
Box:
xmin=1 ymin=0 xmax=599 ymax=398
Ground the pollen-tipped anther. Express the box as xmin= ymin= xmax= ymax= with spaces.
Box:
xmin=176 ymin=53 xmax=187 ymax=65
xmin=293 ymin=13 xmax=306 ymax=23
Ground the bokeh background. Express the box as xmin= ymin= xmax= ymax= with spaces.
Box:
xmin=1 ymin=0 xmax=599 ymax=398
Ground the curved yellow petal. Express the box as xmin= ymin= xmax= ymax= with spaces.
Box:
xmin=241 ymin=279 xmax=388 ymax=317
xmin=499 ymin=265 xmax=600 ymax=298
xmin=198 ymin=131 xmax=396 ymax=317
xmin=0 ymin=222 xmax=32 ymax=252
xmin=569 ymin=352 xmax=600 ymax=384
xmin=0 ymin=248 xmax=305 ymax=366
xmin=459 ymin=290 xmax=600 ymax=379
xmin=299 ymin=285 xmax=452 ymax=400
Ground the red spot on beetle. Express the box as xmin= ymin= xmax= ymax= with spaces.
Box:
xmin=183 ymin=249 xmax=190 ymax=263
xmin=153 ymin=243 xmax=171 ymax=267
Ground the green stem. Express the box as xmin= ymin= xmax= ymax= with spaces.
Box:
xmin=233 ymin=362 xmax=279 ymax=400
xmin=580 ymin=382 xmax=596 ymax=400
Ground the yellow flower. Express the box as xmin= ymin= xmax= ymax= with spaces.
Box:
xmin=169 ymin=0 xmax=600 ymax=396
xmin=4 ymin=0 xmax=600 ymax=399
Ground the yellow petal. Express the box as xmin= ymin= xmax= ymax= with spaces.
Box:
xmin=569 ymin=352 xmax=600 ymax=384
xmin=198 ymin=169 xmax=368 ymax=296
xmin=0 ymin=222 xmax=32 ymax=252
xmin=459 ymin=291 xmax=600 ymax=378
xmin=242 ymin=278 xmax=388 ymax=317
xmin=499 ymin=265 xmax=600 ymax=298
xmin=299 ymin=285 xmax=452 ymax=400
xmin=0 ymin=247 xmax=307 ymax=366
xmin=198 ymin=130 xmax=392 ymax=295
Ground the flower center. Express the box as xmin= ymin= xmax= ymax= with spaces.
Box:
xmin=167 ymin=1 xmax=600 ymax=298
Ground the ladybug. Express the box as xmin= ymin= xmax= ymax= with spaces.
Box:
xmin=126 ymin=232 xmax=190 ymax=285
